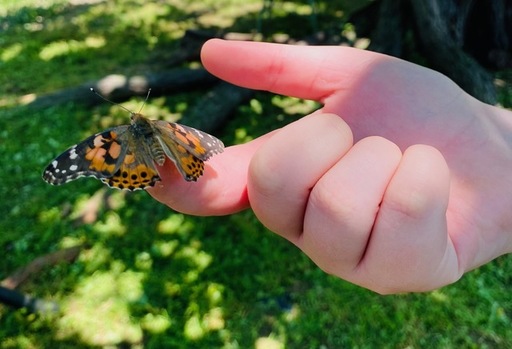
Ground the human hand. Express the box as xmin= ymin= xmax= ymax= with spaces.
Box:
xmin=149 ymin=39 xmax=512 ymax=293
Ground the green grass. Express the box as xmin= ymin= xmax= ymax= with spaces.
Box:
xmin=1 ymin=1 xmax=512 ymax=348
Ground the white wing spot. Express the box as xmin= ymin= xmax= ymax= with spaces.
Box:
xmin=69 ymin=148 xmax=78 ymax=160
xmin=69 ymin=164 xmax=78 ymax=171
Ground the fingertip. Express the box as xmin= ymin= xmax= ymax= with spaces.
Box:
xmin=201 ymin=39 xmax=253 ymax=79
xmin=200 ymin=38 xmax=224 ymax=67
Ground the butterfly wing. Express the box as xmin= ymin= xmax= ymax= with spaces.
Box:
xmin=100 ymin=150 xmax=160 ymax=191
xmin=154 ymin=121 xmax=224 ymax=160
xmin=43 ymin=126 xmax=162 ymax=191
xmin=153 ymin=121 xmax=224 ymax=181
xmin=43 ymin=127 xmax=130 ymax=185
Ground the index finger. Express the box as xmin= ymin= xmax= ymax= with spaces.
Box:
xmin=201 ymin=39 xmax=383 ymax=101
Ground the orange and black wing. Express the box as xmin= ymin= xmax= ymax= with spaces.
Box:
xmin=43 ymin=127 xmax=130 ymax=185
xmin=100 ymin=150 xmax=160 ymax=191
xmin=153 ymin=121 xmax=224 ymax=181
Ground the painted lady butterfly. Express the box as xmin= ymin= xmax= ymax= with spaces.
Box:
xmin=42 ymin=89 xmax=224 ymax=191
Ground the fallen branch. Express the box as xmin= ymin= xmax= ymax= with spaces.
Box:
xmin=1 ymin=245 xmax=83 ymax=289
xmin=28 ymin=68 xmax=218 ymax=110
xmin=0 ymin=245 xmax=83 ymax=314
xmin=181 ymin=82 xmax=254 ymax=132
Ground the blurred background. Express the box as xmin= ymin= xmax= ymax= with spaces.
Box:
xmin=0 ymin=0 xmax=511 ymax=348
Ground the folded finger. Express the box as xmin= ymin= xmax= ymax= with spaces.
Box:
xmin=301 ymin=136 xmax=401 ymax=274
xmin=248 ymin=113 xmax=352 ymax=243
xmin=359 ymin=145 xmax=455 ymax=293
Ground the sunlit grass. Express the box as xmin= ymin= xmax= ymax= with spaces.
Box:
xmin=39 ymin=36 xmax=106 ymax=61
xmin=56 ymin=269 xmax=145 ymax=345
xmin=0 ymin=0 xmax=511 ymax=348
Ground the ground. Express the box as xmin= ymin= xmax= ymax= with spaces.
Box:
xmin=0 ymin=1 xmax=511 ymax=348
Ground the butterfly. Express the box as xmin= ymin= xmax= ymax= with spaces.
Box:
xmin=42 ymin=89 xmax=224 ymax=191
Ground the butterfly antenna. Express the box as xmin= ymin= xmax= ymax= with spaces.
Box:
xmin=89 ymin=87 xmax=134 ymax=114
xmin=138 ymin=88 xmax=151 ymax=113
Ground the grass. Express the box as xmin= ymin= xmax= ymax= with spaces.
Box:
xmin=1 ymin=0 xmax=512 ymax=348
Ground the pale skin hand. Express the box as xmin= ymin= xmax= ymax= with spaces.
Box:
xmin=149 ymin=39 xmax=512 ymax=294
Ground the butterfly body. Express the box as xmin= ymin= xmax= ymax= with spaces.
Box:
xmin=43 ymin=112 xmax=224 ymax=191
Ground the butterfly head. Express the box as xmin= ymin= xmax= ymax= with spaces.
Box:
xmin=130 ymin=112 xmax=146 ymax=124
